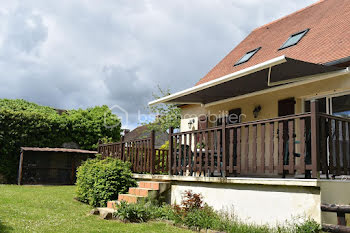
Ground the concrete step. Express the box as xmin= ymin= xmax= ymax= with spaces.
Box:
xmin=129 ymin=187 xmax=158 ymax=198
xmin=138 ymin=181 xmax=170 ymax=193
xmin=118 ymin=194 xmax=145 ymax=204
xmin=90 ymin=207 xmax=116 ymax=219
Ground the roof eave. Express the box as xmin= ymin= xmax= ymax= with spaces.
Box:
xmin=148 ymin=55 xmax=287 ymax=106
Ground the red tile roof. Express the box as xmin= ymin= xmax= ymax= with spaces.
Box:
xmin=196 ymin=0 xmax=350 ymax=85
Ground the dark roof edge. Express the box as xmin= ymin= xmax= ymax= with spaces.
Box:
xmin=21 ymin=147 xmax=97 ymax=154
xmin=324 ymin=56 xmax=350 ymax=67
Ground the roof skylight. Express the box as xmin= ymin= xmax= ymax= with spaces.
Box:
xmin=279 ymin=29 xmax=309 ymax=50
xmin=234 ymin=47 xmax=261 ymax=66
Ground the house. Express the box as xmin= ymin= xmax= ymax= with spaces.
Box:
xmin=102 ymin=0 xmax=350 ymax=228
xmin=123 ymin=125 xmax=168 ymax=149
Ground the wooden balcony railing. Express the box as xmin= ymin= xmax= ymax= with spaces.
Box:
xmin=98 ymin=131 xmax=168 ymax=174
xmin=168 ymin=101 xmax=350 ymax=178
xmin=168 ymin=113 xmax=314 ymax=178
xmin=318 ymin=113 xmax=350 ymax=177
xmin=98 ymin=101 xmax=350 ymax=178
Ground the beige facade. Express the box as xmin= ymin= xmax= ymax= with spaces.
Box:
xmin=179 ymin=73 xmax=350 ymax=172
xmin=180 ymin=72 xmax=350 ymax=131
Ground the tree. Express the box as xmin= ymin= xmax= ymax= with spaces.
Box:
xmin=145 ymin=86 xmax=181 ymax=133
xmin=0 ymin=99 xmax=121 ymax=183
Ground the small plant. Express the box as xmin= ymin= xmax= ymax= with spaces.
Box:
xmin=115 ymin=201 xmax=152 ymax=223
xmin=293 ymin=218 xmax=321 ymax=233
xmin=150 ymin=204 xmax=174 ymax=220
xmin=183 ymin=204 xmax=220 ymax=231
xmin=180 ymin=190 xmax=203 ymax=211
xmin=171 ymin=190 xmax=206 ymax=226
xmin=196 ymin=142 xmax=206 ymax=149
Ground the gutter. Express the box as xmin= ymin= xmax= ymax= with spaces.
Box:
xmin=148 ymin=55 xmax=287 ymax=106
xmin=324 ymin=56 xmax=350 ymax=67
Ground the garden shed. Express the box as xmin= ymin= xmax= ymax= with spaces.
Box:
xmin=18 ymin=147 xmax=97 ymax=185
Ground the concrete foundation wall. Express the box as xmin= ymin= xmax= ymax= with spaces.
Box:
xmin=171 ymin=181 xmax=321 ymax=225
xmin=133 ymin=174 xmax=350 ymax=226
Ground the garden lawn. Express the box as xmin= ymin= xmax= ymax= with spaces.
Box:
xmin=0 ymin=185 xmax=192 ymax=233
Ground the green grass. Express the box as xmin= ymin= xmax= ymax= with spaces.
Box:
xmin=0 ymin=185 xmax=192 ymax=233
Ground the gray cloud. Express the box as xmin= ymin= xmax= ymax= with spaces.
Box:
xmin=0 ymin=0 xmax=316 ymax=129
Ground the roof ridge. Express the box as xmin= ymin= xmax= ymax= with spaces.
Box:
xmin=253 ymin=0 xmax=326 ymax=31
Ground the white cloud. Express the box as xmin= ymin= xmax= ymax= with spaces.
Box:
xmin=0 ymin=0 xmax=316 ymax=129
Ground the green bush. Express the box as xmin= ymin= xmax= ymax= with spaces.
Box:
xmin=183 ymin=204 xmax=220 ymax=231
xmin=294 ymin=218 xmax=321 ymax=233
xmin=75 ymin=157 xmax=136 ymax=207
xmin=115 ymin=201 xmax=154 ymax=223
xmin=0 ymin=99 xmax=121 ymax=183
xmin=151 ymin=204 xmax=174 ymax=220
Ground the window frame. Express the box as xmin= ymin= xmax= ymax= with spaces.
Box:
xmin=279 ymin=29 xmax=310 ymax=51
xmin=234 ymin=47 xmax=261 ymax=66
xmin=302 ymin=90 xmax=350 ymax=115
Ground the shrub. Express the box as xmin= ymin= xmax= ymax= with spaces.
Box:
xmin=183 ymin=204 xmax=220 ymax=231
xmin=151 ymin=204 xmax=174 ymax=220
xmin=180 ymin=190 xmax=203 ymax=211
xmin=115 ymin=201 xmax=153 ymax=223
xmin=168 ymin=190 xmax=205 ymax=225
xmin=75 ymin=157 xmax=136 ymax=207
xmin=0 ymin=99 xmax=121 ymax=183
xmin=275 ymin=217 xmax=321 ymax=233
xmin=294 ymin=218 xmax=321 ymax=233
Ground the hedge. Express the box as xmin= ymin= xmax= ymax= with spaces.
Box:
xmin=0 ymin=99 xmax=121 ymax=183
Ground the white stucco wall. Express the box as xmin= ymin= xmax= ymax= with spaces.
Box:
xmin=133 ymin=174 xmax=350 ymax=226
xmin=170 ymin=181 xmax=321 ymax=225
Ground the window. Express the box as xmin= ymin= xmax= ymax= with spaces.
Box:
xmin=216 ymin=108 xmax=242 ymax=126
xmin=279 ymin=29 xmax=309 ymax=50
xmin=234 ymin=47 xmax=261 ymax=66
xmin=227 ymin=108 xmax=241 ymax=124
xmin=332 ymin=95 xmax=350 ymax=118
xmin=304 ymin=93 xmax=350 ymax=117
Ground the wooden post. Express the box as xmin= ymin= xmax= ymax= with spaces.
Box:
xmin=150 ymin=130 xmax=156 ymax=174
xmin=310 ymin=100 xmax=320 ymax=178
xmin=121 ymin=136 xmax=125 ymax=161
xmin=168 ymin=127 xmax=174 ymax=175
xmin=97 ymin=139 xmax=102 ymax=154
xmin=321 ymin=203 xmax=350 ymax=230
xmin=222 ymin=117 xmax=227 ymax=177
xmin=17 ymin=150 xmax=24 ymax=185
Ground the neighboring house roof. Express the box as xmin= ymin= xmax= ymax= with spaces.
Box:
xmin=124 ymin=125 xmax=168 ymax=149
xmin=196 ymin=0 xmax=350 ymax=85
xmin=21 ymin=147 xmax=97 ymax=154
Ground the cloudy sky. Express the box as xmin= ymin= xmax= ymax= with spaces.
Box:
xmin=0 ymin=0 xmax=316 ymax=129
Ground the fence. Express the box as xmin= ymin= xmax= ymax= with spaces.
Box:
xmin=168 ymin=101 xmax=350 ymax=178
xmin=98 ymin=131 xmax=169 ymax=174
xmin=98 ymin=101 xmax=350 ymax=178
xmin=318 ymin=113 xmax=350 ymax=177
xmin=321 ymin=203 xmax=350 ymax=232
xmin=168 ymin=113 xmax=313 ymax=177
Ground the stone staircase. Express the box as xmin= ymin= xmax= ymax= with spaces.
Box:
xmin=107 ymin=181 xmax=170 ymax=209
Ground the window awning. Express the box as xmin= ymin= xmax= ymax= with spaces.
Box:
xmin=149 ymin=56 xmax=348 ymax=106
